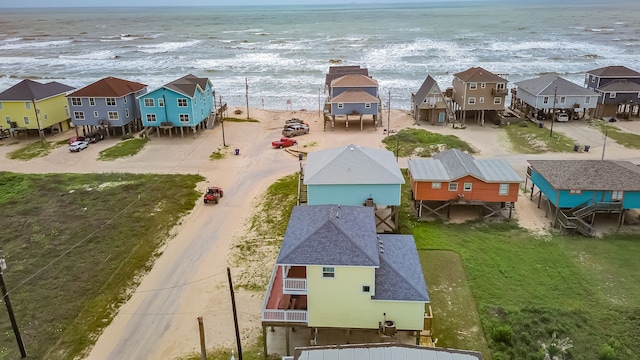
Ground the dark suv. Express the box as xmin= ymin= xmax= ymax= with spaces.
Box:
xmin=85 ymin=132 xmax=105 ymax=143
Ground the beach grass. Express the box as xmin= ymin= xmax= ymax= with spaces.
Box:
xmin=210 ymin=150 xmax=226 ymax=160
xmin=502 ymin=122 xmax=575 ymax=153
xmin=0 ymin=172 xmax=203 ymax=360
xmin=382 ymin=129 xmax=476 ymax=157
xmin=98 ymin=138 xmax=148 ymax=161
xmin=223 ymin=117 xmax=260 ymax=123
xmin=177 ymin=337 xmax=279 ymax=360
xmin=7 ymin=140 xmax=62 ymax=160
xmin=588 ymin=119 xmax=640 ymax=150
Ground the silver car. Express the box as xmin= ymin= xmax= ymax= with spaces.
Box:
xmin=282 ymin=123 xmax=309 ymax=137
xmin=69 ymin=141 xmax=89 ymax=152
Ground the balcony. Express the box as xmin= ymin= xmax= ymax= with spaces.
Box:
xmin=492 ymin=88 xmax=508 ymax=96
xmin=262 ymin=265 xmax=308 ymax=324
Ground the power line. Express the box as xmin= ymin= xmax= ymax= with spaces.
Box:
xmin=133 ymin=270 xmax=225 ymax=294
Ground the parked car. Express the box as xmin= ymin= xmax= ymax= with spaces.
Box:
xmin=68 ymin=135 xmax=85 ymax=145
xmin=203 ymin=186 xmax=223 ymax=204
xmin=272 ymin=137 xmax=298 ymax=149
xmin=85 ymin=132 xmax=105 ymax=143
xmin=555 ymin=111 xmax=569 ymax=122
xmin=69 ymin=141 xmax=89 ymax=152
xmin=285 ymin=118 xmax=305 ymax=126
xmin=282 ymin=123 xmax=309 ymax=137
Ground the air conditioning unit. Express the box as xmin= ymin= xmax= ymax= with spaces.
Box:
xmin=383 ymin=320 xmax=397 ymax=336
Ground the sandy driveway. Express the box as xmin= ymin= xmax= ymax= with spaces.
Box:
xmin=1 ymin=110 xmax=639 ymax=359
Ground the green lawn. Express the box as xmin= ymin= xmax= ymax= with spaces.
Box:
xmin=7 ymin=140 xmax=63 ymax=160
xmin=502 ymin=122 xmax=576 ymax=153
xmin=0 ymin=172 xmax=203 ymax=359
xmin=98 ymin=138 xmax=149 ymax=161
xmin=588 ymin=119 xmax=640 ymax=150
xmin=382 ymin=128 xmax=476 ymax=157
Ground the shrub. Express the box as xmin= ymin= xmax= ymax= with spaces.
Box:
xmin=492 ymin=325 xmax=514 ymax=345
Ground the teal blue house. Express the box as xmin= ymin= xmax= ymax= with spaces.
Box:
xmin=527 ymin=160 xmax=640 ymax=236
xmin=138 ymin=74 xmax=213 ymax=137
xmin=302 ymin=144 xmax=404 ymax=232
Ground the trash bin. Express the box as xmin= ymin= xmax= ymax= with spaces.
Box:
xmin=584 ymin=145 xmax=590 ymax=152
xmin=538 ymin=122 xmax=544 ymax=128
xmin=573 ymin=145 xmax=580 ymax=152
xmin=235 ymin=148 xmax=240 ymax=156
xmin=298 ymin=153 xmax=303 ymax=161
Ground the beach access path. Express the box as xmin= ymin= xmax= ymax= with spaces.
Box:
xmin=1 ymin=108 xmax=640 ymax=359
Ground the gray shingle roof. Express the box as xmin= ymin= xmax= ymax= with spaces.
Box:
xmin=164 ymin=74 xmax=209 ymax=98
xmin=294 ymin=343 xmax=482 ymax=360
xmin=598 ymin=79 xmax=640 ymax=92
xmin=373 ymin=234 xmax=429 ymax=302
xmin=514 ymin=75 xmax=598 ymax=96
xmin=276 ymin=205 xmax=379 ymax=267
xmin=330 ymin=89 xmax=379 ymax=104
xmin=414 ymin=75 xmax=438 ymax=105
xmin=407 ymin=149 xmax=523 ymax=183
xmin=325 ymin=65 xmax=369 ymax=87
xmin=0 ymin=79 xmax=74 ymax=101
xmin=331 ymin=74 xmax=378 ymax=87
xmin=305 ymin=144 xmax=405 ymax=185
xmin=454 ymin=67 xmax=506 ymax=83
xmin=528 ymin=160 xmax=640 ymax=191
xmin=587 ymin=65 xmax=640 ymax=78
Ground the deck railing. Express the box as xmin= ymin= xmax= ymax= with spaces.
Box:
xmin=262 ymin=309 xmax=308 ymax=323
xmin=283 ymin=278 xmax=307 ymax=294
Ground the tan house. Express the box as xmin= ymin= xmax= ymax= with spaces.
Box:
xmin=451 ymin=67 xmax=508 ymax=126
xmin=411 ymin=75 xmax=453 ymax=125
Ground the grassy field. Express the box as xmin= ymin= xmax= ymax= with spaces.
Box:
xmin=98 ymin=138 xmax=149 ymax=161
xmin=502 ymin=122 xmax=576 ymax=153
xmin=588 ymin=119 xmax=640 ymax=150
xmin=0 ymin=172 xmax=202 ymax=359
xmin=223 ymin=117 xmax=260 ymax=123
xmin=6 ymin=140 xmax=64 ymax=160
xmin=382 ymin=128 xmax=476 ymax=157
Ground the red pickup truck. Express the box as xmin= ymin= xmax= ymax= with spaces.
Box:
xmin=272 ymin=137 xmax=298 ymax=149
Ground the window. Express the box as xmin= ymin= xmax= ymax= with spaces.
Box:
xmin=89 ymin=98 xmax=95 ymax=106
xmin=585 ymin=96 xmax=591 ymax=104
xmin=178 ymin=98 xmax=188 ymax=107
xmin=499 ymin=183 xmax=509 ymax=195
xmin=71 ymin=98 xmax=82 ymax=106
xmin=479 ymin=97 xmax=485 ymax=104
xmin=463 ymin=183 xmax=472 ymax=191
xmin=146 ymin=114 xmax=157 ymax=122
xmin=591 ymin=77 xmax=595 ymax=83
xmin=612 ymin=191 xmax=623 ymax=201
xmin=468 ymin=97 xmax=476 ymax=105
xmin=123 ymin=97 xmax=127 ymax=104
xmin=362 ymin=285 xmax=371 ymax=293
xmin=144 ymin=98 xmax=155 ymax=107
xmin=23 ymin=116 xmax=29 ymax=125
xmin=560 ymin=96 xmax=566 ymax=104
xmin=179 ymin=114 xmax=190 ymax=122
xmin=494 ymin=97 xmax=502 ymax=104
xmin=448 ymin=182 xmax=458 ymax=191
xmin=322 ymin=267 xmax=335 ymax=278
xmin=0 ymin=103 xmax=3 ymax=110
xmin=469 ymin=82 xmax=477 ymax=90
xmin=74 ymin=111 xmax=85 ymax=120
xmin=569 ymin=189 xmax=582 ymax=194
xmin=108 ymin=111 xmax=118 ymax=120
xmin=481 ymin=82 xmax=486 ymax=89
xmin=106 ymin=98 xmax=116 ymax=106
xmin=25 ymin=102 xmax=31 ymax=110
xmin=338 ymin=103 xmax=344 ymax=109
xmin=93 ymin=111 xmax=99 ymax=117
xmin=43 ymin=114 xmax=48 ymax=119
xmin=496 ymin=83 xmax=506 ymax=90
xmin=125 ymin=109 xmax=129 ymax=118
xmin=5 ymin=116 xmax=10 ymax=124
xmin=610 ymin=92 xmax=616 ymax=99
xmin=543 ymin=96 xmax=549 ymax=104
xmin=159 ymin=98 xmax=165 ymax=107
xmin=432 ymin=182 xmax=441 ymax=189
xmin=365 ymin=103 xmax=371 ymax=109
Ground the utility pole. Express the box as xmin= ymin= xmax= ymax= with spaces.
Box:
xmin=0 ymin=257 xmax=27 ymax=358
xmin=549 ymin=86 xmax=557 ymax=137
xmin=227 ymin=267 xmax=242 ymax=360
xmin=32 ymin=100 xmax=44 ymax=146
xmin=220 ymin=95 xmax=226 ymax=147
xmin=601 ymin=130 xmax=607 ymax=160
xmin=387 ymin=90 xmax=391 ymax=138
xmin=318 ymin=88 xmax=321 ymax=118
xmin=245 ymin=78 xmax=249 ymax=120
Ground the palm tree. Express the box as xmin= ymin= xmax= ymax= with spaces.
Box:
xmin=540 ymin=332 xmax=573 ymax=360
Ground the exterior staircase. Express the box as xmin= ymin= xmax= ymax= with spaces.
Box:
xmin=557 ymin=201 xmax=623 ymax=237
xmin=445 ymin=97 xmax=456 ymax=123
xmin=206 ymin=113 xmax=216 ymax=129
xmin=297 ymin=167 xmax=308 ymax=205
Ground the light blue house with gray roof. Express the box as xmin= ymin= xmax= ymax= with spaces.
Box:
xmin=302 ymin=144 xmax=405 ymax=232
xmin=261 ymin=205 xmax=430 ymax=357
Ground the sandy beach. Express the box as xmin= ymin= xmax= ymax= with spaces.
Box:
xmin=1 ymin=108 xmax=640 ymax=359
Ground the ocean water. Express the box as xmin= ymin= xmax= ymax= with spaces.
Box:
xmin=1 ymin=0 xmax=639 ymax=110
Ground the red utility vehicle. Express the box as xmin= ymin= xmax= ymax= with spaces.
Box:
xmin=203 ymin=186 xmax=224 ymax=204
xmin=272 ymin=137 xmax=298 ymax=149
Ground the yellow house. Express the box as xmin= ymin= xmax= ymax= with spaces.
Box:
xmin=0 ymin=79 xmax=75 ymax=135
xmin=262 ymin=205 xmax=430 ymax=354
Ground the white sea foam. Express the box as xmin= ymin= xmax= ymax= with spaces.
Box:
xmin=137 ymin=40 xmax=200 ymax=53
xmin=59 ymin=50 xmax=119 ymax=60
xmin=0 ymin=39 xmax=72 ymax=50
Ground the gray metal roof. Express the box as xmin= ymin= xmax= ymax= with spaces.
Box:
xmin=407 ymin=149 xmax=523 ymax=183
xmin=277 ymin=205 xmax=379 ymax=267
xmin=305 ymin=144 xmax=405 ymax=185
xmin=164 ymin=74 xmax=209 ymax=98
xmin=587 ymin=65 xmax=640 ymax=78
xmin=413 ymin=75 xmax=438 ymax=105
xmin=294 ymin=343 xmax=482 ymax=360
xmin=0 ymin=79 xmax=74 ymax=101
xmin=514 ymin=75 xmax=599 ymax=96
xmin=373 ymin=234 xmax=430 ymax=302
xmin=598 ymin=79 xmax=640 ymax=92
xmin=528 ymin=160 xmax=640 ymax=191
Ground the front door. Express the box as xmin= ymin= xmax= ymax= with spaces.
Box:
xmin=438 ymin=112 xmax=445 ymax=123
